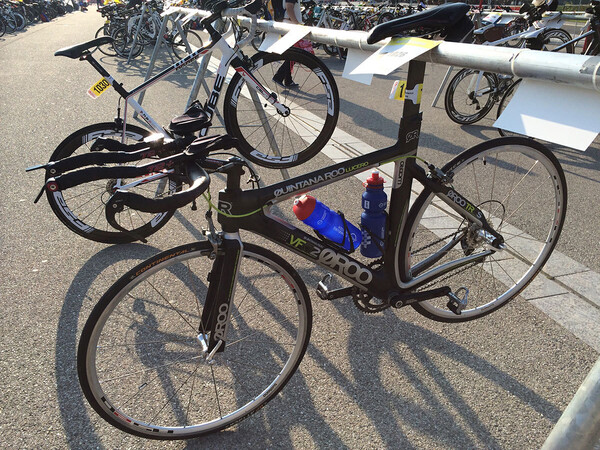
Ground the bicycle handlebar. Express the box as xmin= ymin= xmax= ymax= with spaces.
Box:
xmin=106 ymin=162 xmax=210 ymax=215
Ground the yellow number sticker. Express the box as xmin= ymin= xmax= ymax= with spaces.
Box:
xmin=389 ymin=81 xmax=423 ymax=104
xmin=87 ymin=78 xmax=111 ymax=99
xmin=389 ymin=80 xmax=407 ymax=101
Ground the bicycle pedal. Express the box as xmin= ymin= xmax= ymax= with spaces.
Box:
xmin=316 ymin=273 xmax=333 ymax=300
xmin=316 ymin=274 xmax=356 ymax=300
xmin=446 ymin=287 xmax=468 ymax=315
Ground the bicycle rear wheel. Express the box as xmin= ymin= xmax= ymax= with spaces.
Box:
xmin=444 ymin=69 xmax=499 ymax=125
xmin=45 ymin=122 xmax=178 ymax=244
xmin=399 ymin=138 xmax=567 ymax=322
xmin=540 ymin=28 xmax=574 ymax=53
xmin=78 ymin=241 xmax=312 ymax=439
xmin=223 ymin=48 xmax=339 ymax=168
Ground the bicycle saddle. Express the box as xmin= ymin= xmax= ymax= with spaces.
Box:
xmin=55 ymin=37 xmax=113 ymax=58
xmin=169 ymin=101 xmax=212 ymax=135
xmin=366 ymin=3 xmax=472 ymax=44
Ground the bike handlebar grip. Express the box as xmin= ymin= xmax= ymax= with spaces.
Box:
xmin=106 ymin=163 xmax=210 ymax=214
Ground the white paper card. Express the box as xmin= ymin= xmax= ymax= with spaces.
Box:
xmin=260 ymin=28 xmax=310 ymax=54
xmin=258 ymin=32 xmax=282 ymax=52
xmin=351 ymin=37 xmax=440 ymax=76
xmin=342 ymin=48 xmax=373 ymax=85
xmin=493 ymin=79 xmax=600 ymax=151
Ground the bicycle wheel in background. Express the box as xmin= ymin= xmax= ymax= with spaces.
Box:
xmin=399 ymin=137 xmax=567 ymax=322
xmin=0 ymin=18 xmax=6 ymax=37
xmin=223 ymin=48 xmax=340 ymax=168
xmin=78 ymin=242 xmax=312 ymax=439
xmin=94 ymin=24 xmax=117 ymax=56
xmin=377 ymin=12 xmax=395 ymax=24
xmin=45 ymin=122 xmax=178 ymax=244
xmin=170 ymin=29 xmax=204 ymax=60
xmin=444 ymin=69 xmax=498 ymax=125
xmin=496 ymin=78 xmax=525 ymax=137
xmin=112 ymin=28 xmax=144 ymax=59
xmin=540 ymin=28 xmax=574 ymax=53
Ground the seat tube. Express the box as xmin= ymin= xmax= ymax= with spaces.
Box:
xmin=397 ymin=59 xmax=426 ymax=146
xmin=385 ymin=59 xmax=426 ymax=282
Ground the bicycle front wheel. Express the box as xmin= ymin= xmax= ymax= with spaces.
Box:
xmin=223 ymin=48 xmax=339 ymax=168
xmin=45 ymin=122 xmax=178 ymax=244
xmin=444 ymin=69 xmax=498 ymax=125
xmin=112 ymin=27 xmax=144 ymax=59
xmin=94 ymin=24 xmax=117 ymax=56
xmin=78 ymin=241 xmax=312 ymax=439
xmin=399 ymin=138 xmax=567 ymax=322
xmin=170 ymin=29 xmax=204 ymax=60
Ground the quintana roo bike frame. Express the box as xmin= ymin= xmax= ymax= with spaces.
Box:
xmin=201 ymin=60 xmax=504 ymax=353
xmin=84 ymin=15 xmax=294 ymax=142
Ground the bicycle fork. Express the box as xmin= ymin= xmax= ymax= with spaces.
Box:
xmin=198 ymin=233 xmax=244 ymax=361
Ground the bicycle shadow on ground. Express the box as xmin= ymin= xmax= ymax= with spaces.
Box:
xmin=53 ymin=206 xmax=565 ymax=448
xmin=54 ymin=242 xmax=165 ymax=448
xmin=185 ymin=261 xmax=565 ymax=448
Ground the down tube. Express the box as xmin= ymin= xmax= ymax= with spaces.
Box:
xmin=254 ymin=212 xmax=395 ymax=299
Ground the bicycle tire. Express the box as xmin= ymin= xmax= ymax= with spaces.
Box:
xmin=496 ymin=78 xmax=525 ymax=137
xmin=540 ymin=28 xmax=574 ymax=53
xmin=94 ymin=25 xmax=117 ymax=56
xmin=377 ymin=12 xmax=395 ymax=25
xmin=223 ymin=48 xmax=340 ymax=168
xmin=45 ymin=122 xmax=178 ymax=244
xmin=170 ymin=29 xmax=204 ymax=60
xmin=78 ymin=241 xmax=312 ymax=439
xmin=0 ymin=18 xmax=5 ymax=37
xmin=398 ymin=137 xmax=567 ymax=322
xmin=444 ymin=69 xmax=499 ymax=125
xmin=16 ymin=12 xmax=25 ymax=30
xmin=112 ymin=27 xmax=144 ymax=59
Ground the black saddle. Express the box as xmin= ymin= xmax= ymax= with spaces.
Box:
xmin=367 ymin=3 xmax=472 ymax=44
xmin=55 ymin=37 xmax=113 ymax=58
xmin=169 ymin=101 xmax=212 ymax=135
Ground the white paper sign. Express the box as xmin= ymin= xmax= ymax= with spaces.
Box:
xmin=258 ymin=32 xmax=282 ymax=52
xmin=494 ymin=79 xmax=600 ymax=151
xmin=259 ymin=28 xmax=310 ymax=54
xmin=342 ymin=48 xmax=373 ymax=85
xmin=350 ymin=37 xmax=440 ymax=76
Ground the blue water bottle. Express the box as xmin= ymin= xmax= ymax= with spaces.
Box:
xmin=361 ymin=171 xmax=387 ymax=257
xmin=293 ymin=195 xmax=361 ymax=251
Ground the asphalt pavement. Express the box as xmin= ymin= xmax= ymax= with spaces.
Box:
xmin=1 ymin=9 xmax=599 ymax=449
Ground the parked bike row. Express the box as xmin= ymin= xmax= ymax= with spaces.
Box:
xmin=443 ymin=0 xmax=600 ymax=129
xmin=0 ymin=0 xmax=83 ymax=36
